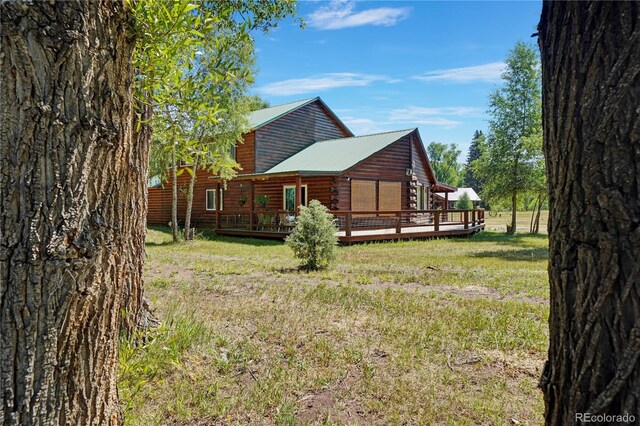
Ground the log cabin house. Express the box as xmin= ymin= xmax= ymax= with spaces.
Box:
xmin=147 ymin=97 xmax=484 ymax=243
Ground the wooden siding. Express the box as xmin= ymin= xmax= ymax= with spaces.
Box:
xmin=254 ymin=100 xmax=351 ymax=173
xmin=411 ymin=134 xmax=433 ymax=186
xmin=236 ymin=131 xmax=255 ymax=174
xmin=148 ymin=187 xmax=173 ymax=224
xmin=252 ymin=176 xmax=333 ymax=211
xmin=147 ymin=167 xmax=219 ymax=226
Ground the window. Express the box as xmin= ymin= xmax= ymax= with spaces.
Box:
xmin=206 ymin=188 xmax=223 ymax=211
xmin=351 ymin=180 xmax=376 ymax=215
xmin=417 ymin=184 xmax=423 ymax=210
xmin=205 ymin=143 xmax=236 ymax=161
xmin=283 ymin=185 xmax=307 ymax=211
xmin=379 ymin=181 xmax=401 ymax=211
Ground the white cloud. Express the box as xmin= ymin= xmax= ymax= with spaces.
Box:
xmin=308 ymin=0 xmax=411 ymax=30
xmin=413 ymin=62 xmax=506 ymax=83
xmin=341 ymin=116 xmax=394 ymax=135
xmin=390 ymin=106 xmax=482 ymax=118
xmin=258 ymin=73 xmax=387 ymax=96
xmin=388 ymin=106 xmax=483 ymax=129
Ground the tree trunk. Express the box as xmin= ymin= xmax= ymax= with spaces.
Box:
xmin=529 ymin=196 xmax=538 ymax=233
xmin=508 ymin=191 xmax=517 ymax=234
xmin=123 ymin=97 xmax=155 ymax=333
xmin=171 ymin=142 xmax=179 ymax=242
xmin=184 ymin=156 xmax=199 ymax=241
xmin=533 ymin=194 xmax=544 ymax=234
xmin=539 ymin=2 xmax=640 ymax=424
xmin=0 ymin=1 xmax=141 ymax=423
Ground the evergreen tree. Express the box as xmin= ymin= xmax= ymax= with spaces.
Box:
xmin=463 ymin=130 xmax=485 ymax=190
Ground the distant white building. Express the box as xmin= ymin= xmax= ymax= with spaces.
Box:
xmin=434 ymin=187 xmax=481 ymax=209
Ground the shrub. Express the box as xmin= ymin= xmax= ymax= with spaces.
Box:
xmin=255 ymin=194 xmax=269 ymax=208
xmin=285 ymin=200 xmax=338 ymax=270
xmin=456 ymin=192 xmax=472 ymax=210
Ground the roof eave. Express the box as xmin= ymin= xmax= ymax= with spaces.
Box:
xmin=208 ymin=170 xmax=342 ymax=181
xmin=432 ymin=181 xmax=457 ymax=192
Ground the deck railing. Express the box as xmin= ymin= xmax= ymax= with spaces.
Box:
xmin=216 ymin=208 xmax=484 ymax=236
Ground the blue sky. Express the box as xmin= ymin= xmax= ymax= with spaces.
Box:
xmin=251 ymin=0 xmax=541 ymax=161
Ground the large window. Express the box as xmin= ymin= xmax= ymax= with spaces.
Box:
xmin=283 ymin=185 xmax=307 ymax=211
xmin=379 ymin=181 xmax=401 ymax=211
xmin=351 ymin=180 xmax=376 ymax=212
xmin=206 ymin=188 xmax=223 ymax=211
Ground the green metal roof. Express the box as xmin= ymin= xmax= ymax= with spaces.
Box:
xmin=264 ymin=128 xmax=416 ymax=174
xmin=247 ymin=98 xmax=316 ymax=129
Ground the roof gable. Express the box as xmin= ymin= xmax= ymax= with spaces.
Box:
xmin=247 ymin=97 xmax=353 ymax=136
xmin=247 ymin=98 xmax=315 ymax=129
xmin=264 ymin=129 xmax=416 ymax=174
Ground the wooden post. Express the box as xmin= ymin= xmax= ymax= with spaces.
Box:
xmin=396 ymin=211 xmax=402 ymax=234
xmin=215 ymin=182 xmax=221 ymax=230
xmin=249 ymin=180 xmax=254 ymax=231
xmin=444 ymin=192 xmax=449 ymax=210
xmin=464 ymin=210 xmax=469 ymax=229
xmin=472 ymin=209 xmax=476 ymax=226
xmin=434 ymin=210 xmax=439 ymax=231
xmin=295 ymin=175 xmax=302 ymax=215
xmin=345 ymin=213 xmax=352 ymax=237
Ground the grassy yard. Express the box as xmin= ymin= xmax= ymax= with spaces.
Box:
xmin=120 ymin=213 xmax=549 ymax=425
xmin=484 ymin=209 xmax=549 ymax=234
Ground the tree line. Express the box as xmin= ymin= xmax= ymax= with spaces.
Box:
xmin=429 ymin=41 xmax=544 ymax=234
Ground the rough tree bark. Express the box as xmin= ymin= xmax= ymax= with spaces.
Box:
xmin=538 ymin=2 xmax=640 ymax=424
xmin=1 ymin=1 xmax=145 ymax=423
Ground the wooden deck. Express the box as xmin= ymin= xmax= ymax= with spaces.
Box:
xmin=214 ymin=209 xmax=485 ymax=244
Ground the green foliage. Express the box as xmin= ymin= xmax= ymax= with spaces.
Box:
xmin=255 ymin=194 xmax=269 ymax=208
xmin=463 ymin=130 xmax=485 ymax=191
xmin=132 ymin=0 xmax=298 ymax=180
xmin=426 ymin=142 xmax=463 ymax=186
xmin=474 ymin=42 xmax=543 ymax=230
xmin=285 ymin=200 xmax=338 ymax=270
xmin=246 ymin=95 xmax=271 ymax=111
xmin=456 ymin=192 xmax=472 ymax=210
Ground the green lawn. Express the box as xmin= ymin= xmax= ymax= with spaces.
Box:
xmin=120 ymin=214 xmax=549 ymax=425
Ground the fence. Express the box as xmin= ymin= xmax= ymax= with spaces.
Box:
xmin=216 ymin=209 xmax=485 ymax=237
